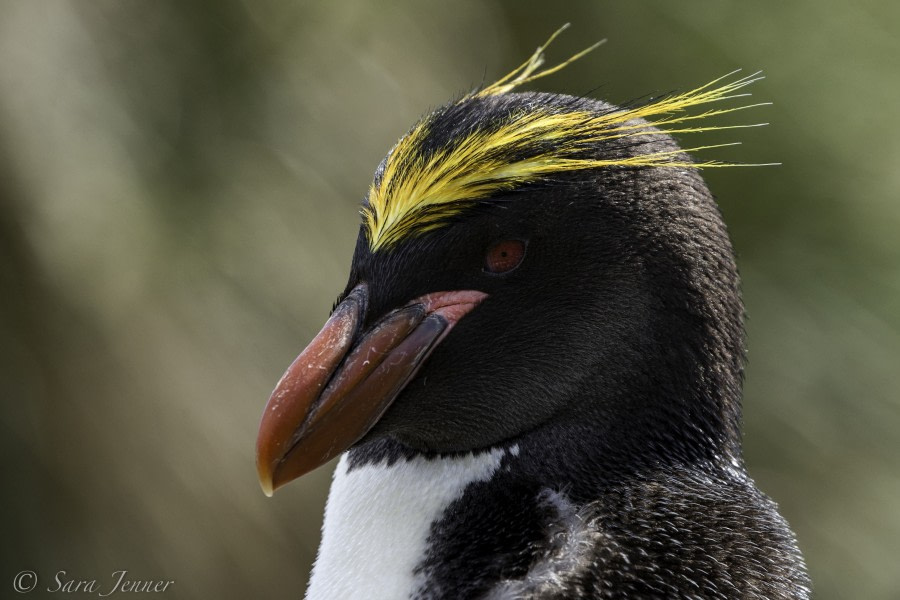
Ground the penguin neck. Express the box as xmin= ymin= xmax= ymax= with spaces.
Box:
xmin=305 ymin=444 xmax=517 ymax=600
xmin=523 ymin=356 xmax=747 ymax=499
xmin=306 ymin=411 xmax=745 ymax=600
xmin=307 ymin=431 xmax=642 ymax=600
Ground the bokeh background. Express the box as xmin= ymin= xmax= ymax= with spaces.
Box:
xmin=2 ymin=1 xmax=898 ymax=598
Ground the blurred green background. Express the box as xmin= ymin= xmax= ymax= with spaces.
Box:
xmin=1 ymin=1 xmax=898 ymax=598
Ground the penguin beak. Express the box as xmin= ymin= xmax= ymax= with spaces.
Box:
xmin=256 ymin=283 xmax=487 ymax=496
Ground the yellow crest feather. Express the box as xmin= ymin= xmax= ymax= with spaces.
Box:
xmin=474 ymin=23 xmax=605 ymax=97
xmin=362 ymin=27 xmax=770 ymax=251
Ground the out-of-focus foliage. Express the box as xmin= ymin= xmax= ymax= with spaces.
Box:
xmin=1 ymin=1 xmax=897 ymax=598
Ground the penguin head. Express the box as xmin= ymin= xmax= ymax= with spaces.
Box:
xmin=256 ymin=36 xmax=762 ymax=495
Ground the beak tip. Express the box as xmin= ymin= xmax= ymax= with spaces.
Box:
xmin=259 ymin=474 xmax=275 ymax=497
xmin=257 ymin=456 xmax=277 ymax=497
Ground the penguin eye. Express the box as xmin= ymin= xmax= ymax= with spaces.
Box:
xmin=484 ymin=239 xmax=526 ymax=274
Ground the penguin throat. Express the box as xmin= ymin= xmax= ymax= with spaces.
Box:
xmin=305 ymin=446 xmax=512 ymax=599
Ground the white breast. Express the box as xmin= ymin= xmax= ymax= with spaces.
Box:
xmin=305 ymin=447 xmax=511 ymax=600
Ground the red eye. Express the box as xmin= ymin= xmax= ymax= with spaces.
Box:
xmin=484 ymin=239 xmax=526 ymax=274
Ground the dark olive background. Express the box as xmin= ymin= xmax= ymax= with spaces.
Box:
xmin=2 ymin=1 xmax=898 ymax=598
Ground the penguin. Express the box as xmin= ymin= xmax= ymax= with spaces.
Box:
xmin=256 ymin=28 xmax=811 ymax=600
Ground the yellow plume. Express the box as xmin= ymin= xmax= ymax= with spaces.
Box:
xmin=474 ymin=23 xmax=605 ymax=98
xmin=362 ymin=27 xmax=770 ymax=251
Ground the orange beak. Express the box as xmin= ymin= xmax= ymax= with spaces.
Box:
xmin=256 ymin=284 xmax=487 ymax=496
